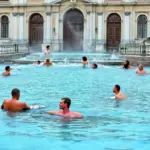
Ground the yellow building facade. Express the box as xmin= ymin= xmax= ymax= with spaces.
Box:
xmin=0 ymin=0 xmax=150 ymax=52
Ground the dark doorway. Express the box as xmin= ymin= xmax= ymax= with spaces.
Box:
xmin=107 ymin=13 xmax=121 ymax=51
xmin=29 ymin=13 xmax=43 ymax=45
xmin=63 ymin=9 xmax=84 ymax=51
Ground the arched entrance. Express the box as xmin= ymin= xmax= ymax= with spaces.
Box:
xmin=29 ymin=13 xmax=43 ymax=45
xmin=107 ymin=13 xmax=121 ymax=51
xmin=63 ymin=9 xmax=84 ymax=51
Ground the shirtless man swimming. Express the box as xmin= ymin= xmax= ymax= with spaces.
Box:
xmin=136 ymin=64 xmax=149 ymax=74
xmin=45 ymin=97 xmax=83 ymax=118
xmin=43 ymin=59 xmax=52 ymax=66
xmin=2 ymin=66 xmax=19 ymax=76
xmin=1 ymin=88 xmax=30 ymax=112
xmin=113 ymin=85 xmax=127 ymax=100
xmin=2 ymin=66 xmax=11 ymax=76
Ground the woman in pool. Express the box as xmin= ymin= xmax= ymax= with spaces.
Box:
xmin=44 ymin=45 xmax=50 ymax=55
xmin=43 ymin=59 xmax=53 ymax=66
xmin=82 ymin=56 xmax=88 ymax=67
xmin=122 ymin=60 xmax=133 ymax=69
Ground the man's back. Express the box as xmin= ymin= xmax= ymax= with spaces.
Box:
xmin=2 ymin=100 xmax=29 ymax=112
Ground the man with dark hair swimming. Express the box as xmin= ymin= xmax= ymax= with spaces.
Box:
xmin=45 ymin=97 xmax=83 ymax=118
xmin=2 ymin=66 xmax=19 ymax=76
xmin=2 ymin=66 xmax=11 ymax=76
xmin=113 ymin=85 xmax=127 ymax=100
xmin=1 ymin=88 xmax=30 ymax=112
xmin=92 ymin=63 xmax=98 ymax=69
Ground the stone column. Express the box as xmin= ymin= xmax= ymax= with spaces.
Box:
xmin=45 ymin=12 xmax=51 ymax=42
xmin=19 ymin=13 xmax=24 ymax=42
xmin=92 ymin=12 xmax=96 ymax=41
xmin=83 ymin=11 xmax=91 ymax=52
xmin=90 ymin=12 xmax=93 ymax=40
xmin=98 ymin=12 xmax=103 ymax=41
xmin=86 ymin=12 xmax=90 ymax=40
xmin=96 ymin=12 xmax=104 ymax=52
xmin=12 ymin=12 xmax=18 ymax=42
xmin=89 ymin=12 xmax=96 ymax=51
xmin=124 ymin=11 xmax=131 ymax=43
xmin=55 ymin=13 xmax=59 ymax=40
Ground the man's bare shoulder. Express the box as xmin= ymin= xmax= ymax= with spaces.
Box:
xmin=3 ymin=99 xmax=10 ymax=104
xmin=71 ymin=112 xmax=83 ymax=118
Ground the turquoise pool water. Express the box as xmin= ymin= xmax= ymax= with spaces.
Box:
xmin=0 ymin=64 xmax=150 ymax=150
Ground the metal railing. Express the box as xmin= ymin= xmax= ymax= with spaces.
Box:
xmin=119 ymin=43 xmax=150 ymax=56
xmin=0 ymin=44 xmax=29 ymax=54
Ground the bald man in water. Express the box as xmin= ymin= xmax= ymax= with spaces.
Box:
xmin=136 ymin=64 xmax=149 ymax=74
xmin=1 ymin=88 xmax=30 ymax=112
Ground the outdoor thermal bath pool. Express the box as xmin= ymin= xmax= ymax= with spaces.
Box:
xmin=0 ymin=64 xmax=150 ymax=150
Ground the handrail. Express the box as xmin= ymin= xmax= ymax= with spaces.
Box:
xmin=119 ymin=43 xmax=150 ymax=56
xmin=0 ymin=44 xmax=29 ymax=54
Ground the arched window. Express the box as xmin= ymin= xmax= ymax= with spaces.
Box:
xmin=1 ymin=16 xmax=9 ymax=38
xmin=137 ymin=15 xmax=147 ymax=38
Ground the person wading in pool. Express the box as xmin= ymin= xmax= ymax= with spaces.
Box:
xmin=43 ymin=59 xmax=52 ymax=66
xmin=121 ymin=60 xmax=133 ymax=69
xmin=92 ymin=63 xmax=98 ymax=69
xmin=82 ymin=56 xmax=88 ymax=67
xmin=2 ymin=66 xmax=19 ymax=76
xmin=113 ymin=85 xmax=127 ymax=100
xmin=45 ymin=97 xmax=83 ymax=118
xmin=1 ymin=88 xmax=30 ymax=112
xmin=136 ymin=64 xmax=150 ymax=74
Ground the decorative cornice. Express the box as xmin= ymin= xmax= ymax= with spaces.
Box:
xmin=124 ymin=11 xmax=131 ymax=16
xmin=12 ymin=12 xmax=24 ymax=16
xmin=18 ymin=13 xmax=24 ymax=16
xmin=46 ymin=12 xmax=51 ymax=16
xmin=97 ymin=12 xmax=103 ymax=16
xmin=87 ymin=11 xmax=90 ymax=15
xmin=12 ymin=12 xmax=18 ymax=16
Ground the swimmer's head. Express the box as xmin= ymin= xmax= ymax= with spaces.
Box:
xmin=5 ymin=66 xmax=10 ymax=71
xmin=11 ymin=88 xmax=20 ymax=100
xmin=113 ymin=85 xmax=120 ymax=93
xmin=37 ymin=60 xmax=41 ymax=64
xmin=138 ymin=64 xmax=143 ymax=71
xmin=46 ymin=45 xmax=50 ymax=49
xmin=46 ymin=59 xmax=50 ymax=63
xmin=123 ymin=60 xmax=130 ymax=69
xmin=92 ymin=63 xmax=98 ymax=69
xmin=60 ymin=97 xmax=71 ymax=109
xmin=82 ymin=56 xmax=87 ymax=61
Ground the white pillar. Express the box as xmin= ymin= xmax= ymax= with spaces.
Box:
xmin=19 ymin=13 xmax=24 ymax=41
xmin=92 ymin=12 xmax=96 ymax=40
xmin=124 ymin=12 xmax=131 ymax=42
xmin=12 ymin=13 xmax=18 ymax=41
xmin=46 ymin=13 xmax=51 ymax=40
xmin=86 ymin=12 xmax=90 ymax=40
xmin=55 ymin=13 xmax=59 ymax=40
xmin=98 ymin=13 xmax=103 ymax=40
xmin=90 ymin=12 xmax=93 ymax=40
